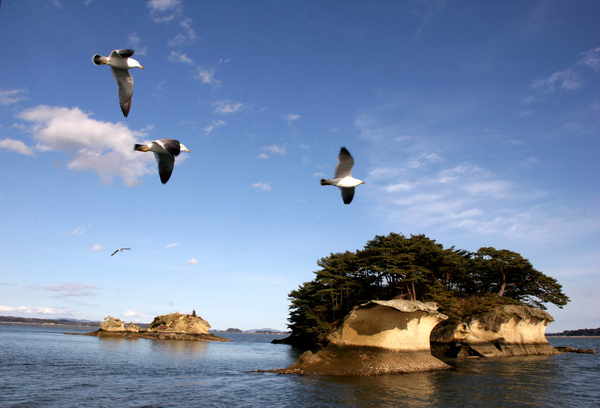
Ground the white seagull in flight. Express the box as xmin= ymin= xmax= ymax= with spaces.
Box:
xmin=92 ymin=49 xmax=144 ymax=117
xmin=134 ymin=139 xmax=191 ymax=184
xmin=320 ymin=147 xmax=365 ymax=204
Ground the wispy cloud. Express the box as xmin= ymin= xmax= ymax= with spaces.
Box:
xmin=92 ymin=244 xmax=102 ymax=251
xmin=204 ymin=120 xmax=225 ymax=134
xmin=147 ymin=0 xmax=182 ymax=23
xmin=167 ymin=18 xmax=197 ymax=46
xmin=127 ymin=33 xmax=148 ymax=56
xmin=578 ymin=46 xmax=600 ymax=72
xmin=72 ymin=227 xmax=85 ymax=236
xmin=45 ymin=283 xmax=100 ymax=298
xmin=164 ymin=242 xmax=180 ymax=249
xmin=213 ymin=100 xmax=248 ymax=114
xmin=0 ymin=89 xmax=27 ymax=106
xmin=195 ymin=67 xmax=221 ymax=87
xmin=187 ymin=258 xmax=199 ymax=265
xmin=532 ymin=68 xmax=583 ymax=92
xmin=284 ymin=113 xmax=301 ymax=127
xmin=0 ymin=138 xmax=34 ymax=156
xmin=15 ymin=105 xmax=155 ymax=186
xmin=252 ymin=182 xmax=271 ymax=191
xmin=169 ymin=50 xmax=194 ymax=64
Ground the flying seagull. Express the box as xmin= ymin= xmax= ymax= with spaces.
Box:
xmin=134 ymin=139 xmax=191 ymax=184
xmin=320 ymin=147 xmax=365 ymax=204
xmin=111 ymin=248 xmax=131 ymax=256
xmin=92 ymin=49 xmax=144 ymax=117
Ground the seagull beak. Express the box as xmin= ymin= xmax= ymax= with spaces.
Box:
xmin=184 ymin=148 xmax=191 ymax=153
xmin=140 ymin=66 xmax=144 ymax=69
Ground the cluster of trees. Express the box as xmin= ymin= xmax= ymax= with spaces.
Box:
xmin=286 ymin=233 xmax=569 ymax=347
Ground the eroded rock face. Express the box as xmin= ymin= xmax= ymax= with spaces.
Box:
xmin=430 ymin=305 xmax=560 ymax=357
xmin=99 ymin=316 xmax=126 ymax=332
xmin=273 ymin=299 xmax=450 ymax=375
xmin=146 ymin=313 xmax=211 ymax=335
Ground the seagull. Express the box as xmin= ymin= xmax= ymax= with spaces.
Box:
xmin=92 ymin=49 xmax=144 ymax=117
xmin=134 ymin=139 xmax=191 ymax=184
xmin=320 ymin=147 xmax=365 ymax=204
xmin=111 ymin=248 xmax=131 ymax=256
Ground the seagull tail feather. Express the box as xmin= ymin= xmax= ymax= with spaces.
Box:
xmin=92 ymin=54 xmax=108 ymax=65
xmin=320 ymin=178 xmax=333 ymax=186
xmin=134 ymin=144 xmax=150 ymax=152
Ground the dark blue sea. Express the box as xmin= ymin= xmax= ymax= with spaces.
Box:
xmin=1 ymin=325 xmax=599 ymax=407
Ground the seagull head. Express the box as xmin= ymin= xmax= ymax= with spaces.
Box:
xmin=127 ymin=58 xmax=144 ymax=69
xmin=180 ymin=143 xmax=191 ymax=153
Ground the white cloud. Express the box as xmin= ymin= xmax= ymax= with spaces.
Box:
xmin=284 ymin=113 xmax=301 ymax=127
xmin=187 ymin=258 xmax=199 ymax=265
xmin=16 ymin=105 xmax=155 ymax=186
xmin=0 ymin=89 xmax=27 ymax=106
xmin=213 ymin=100 xmax=248 ymax=114
xmin=169 ymin=50 xmax=194 ymax=64
xmin=252 ymin=182 xmax=271 ymax=191
xmin=263 ymin=145 xmax=286 ymax=155
xmin=532 ymin=68 xmax=583 ymax=92
xmin=127 ymin=33 xmax=147 ymax=56
xmin=72 ymin=227 xmax=85 ymax=235
xmin=92 ymin=244 xmax=102 ymax=251
xmin=204 ymin=120 xmax=225 ymax=134
xmin=123 ymin=309 xmax=146 ymax=318
xmin=167 ymin=18 xmax=197 ymax=46
xmin=578 ymin=46 xmax=600 ymax=72
xmin=195 ymin=67 xmax=221 ymax=87
xmin=45 ymin=283 xmax=100 ymax=297
xmin=0 ymin=305 xmax=73 ymax=316
xmin=0 ymin=138 xmax=34 ymax=156
xmin=164 ymin=242 xmax=180 ymax=249
xmin=147 ymin=0 xmax=182 ymax=22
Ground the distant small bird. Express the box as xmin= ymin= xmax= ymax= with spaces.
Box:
xmin=111 ymin=248 xmax=131 ymax=256
xmin=321 ymin=147 xmax=365 ymax=204
xmin=92 ymin=49 xmax=144 ymax=117
xmin=134 ymin=139 xmax=191 ymax=184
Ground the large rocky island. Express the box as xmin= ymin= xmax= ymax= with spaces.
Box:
xmin=72 ymin=312 xmax=230 ymax=342
xmin=273 ymin=300 xmax=562 ymax=376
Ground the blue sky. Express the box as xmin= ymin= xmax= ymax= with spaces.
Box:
xmin=0 ymin=0 xmax=598 ymax=332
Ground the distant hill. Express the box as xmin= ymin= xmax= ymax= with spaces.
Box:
xmin=0 ymin=316 xmax=149 ymax=329
xmin=547 ymin=327 xmax=600 ymax=336
xmin=0 ymin=315 xmax=100 ymax=327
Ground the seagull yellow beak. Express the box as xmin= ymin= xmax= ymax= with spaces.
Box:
xmin=184 ymin=148 xmax=191 ymax=152
xmin=140 ymin=66 xmax=144 ymax=69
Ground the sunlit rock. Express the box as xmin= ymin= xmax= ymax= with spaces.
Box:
xmin=146 ymin=312 xmax=211 ymax=335
xmin=430 ymin=305 xmax=560 ymax=357
xmin=99 ymin=316 xmax=126 ymax=331
xmin=273 ymin=299 xmax=450 ymax=375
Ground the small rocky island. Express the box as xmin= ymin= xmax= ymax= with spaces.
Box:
xmin=71 ymin=312 xmax=230 ymax=342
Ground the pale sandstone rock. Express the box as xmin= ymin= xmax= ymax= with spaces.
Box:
xmin=431 ymin=305 xmax=559 ymax=357
xmin=146 ymin=313 xmax=211 ymax=334
xmin=274 ymin=299 xmax=450 ymax=375
xmin=99 ymin=316 xmax=126 ymax=331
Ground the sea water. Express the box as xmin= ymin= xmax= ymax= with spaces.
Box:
xmin=0 ymin=325 xmax=598 ymax=407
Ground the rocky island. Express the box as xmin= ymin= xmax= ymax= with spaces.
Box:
xmin=71 ymin=312 xmax=230 ymax=342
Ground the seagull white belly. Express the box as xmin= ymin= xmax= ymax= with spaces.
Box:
xmin=336 ymin=177 xmax=361 ymax=188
